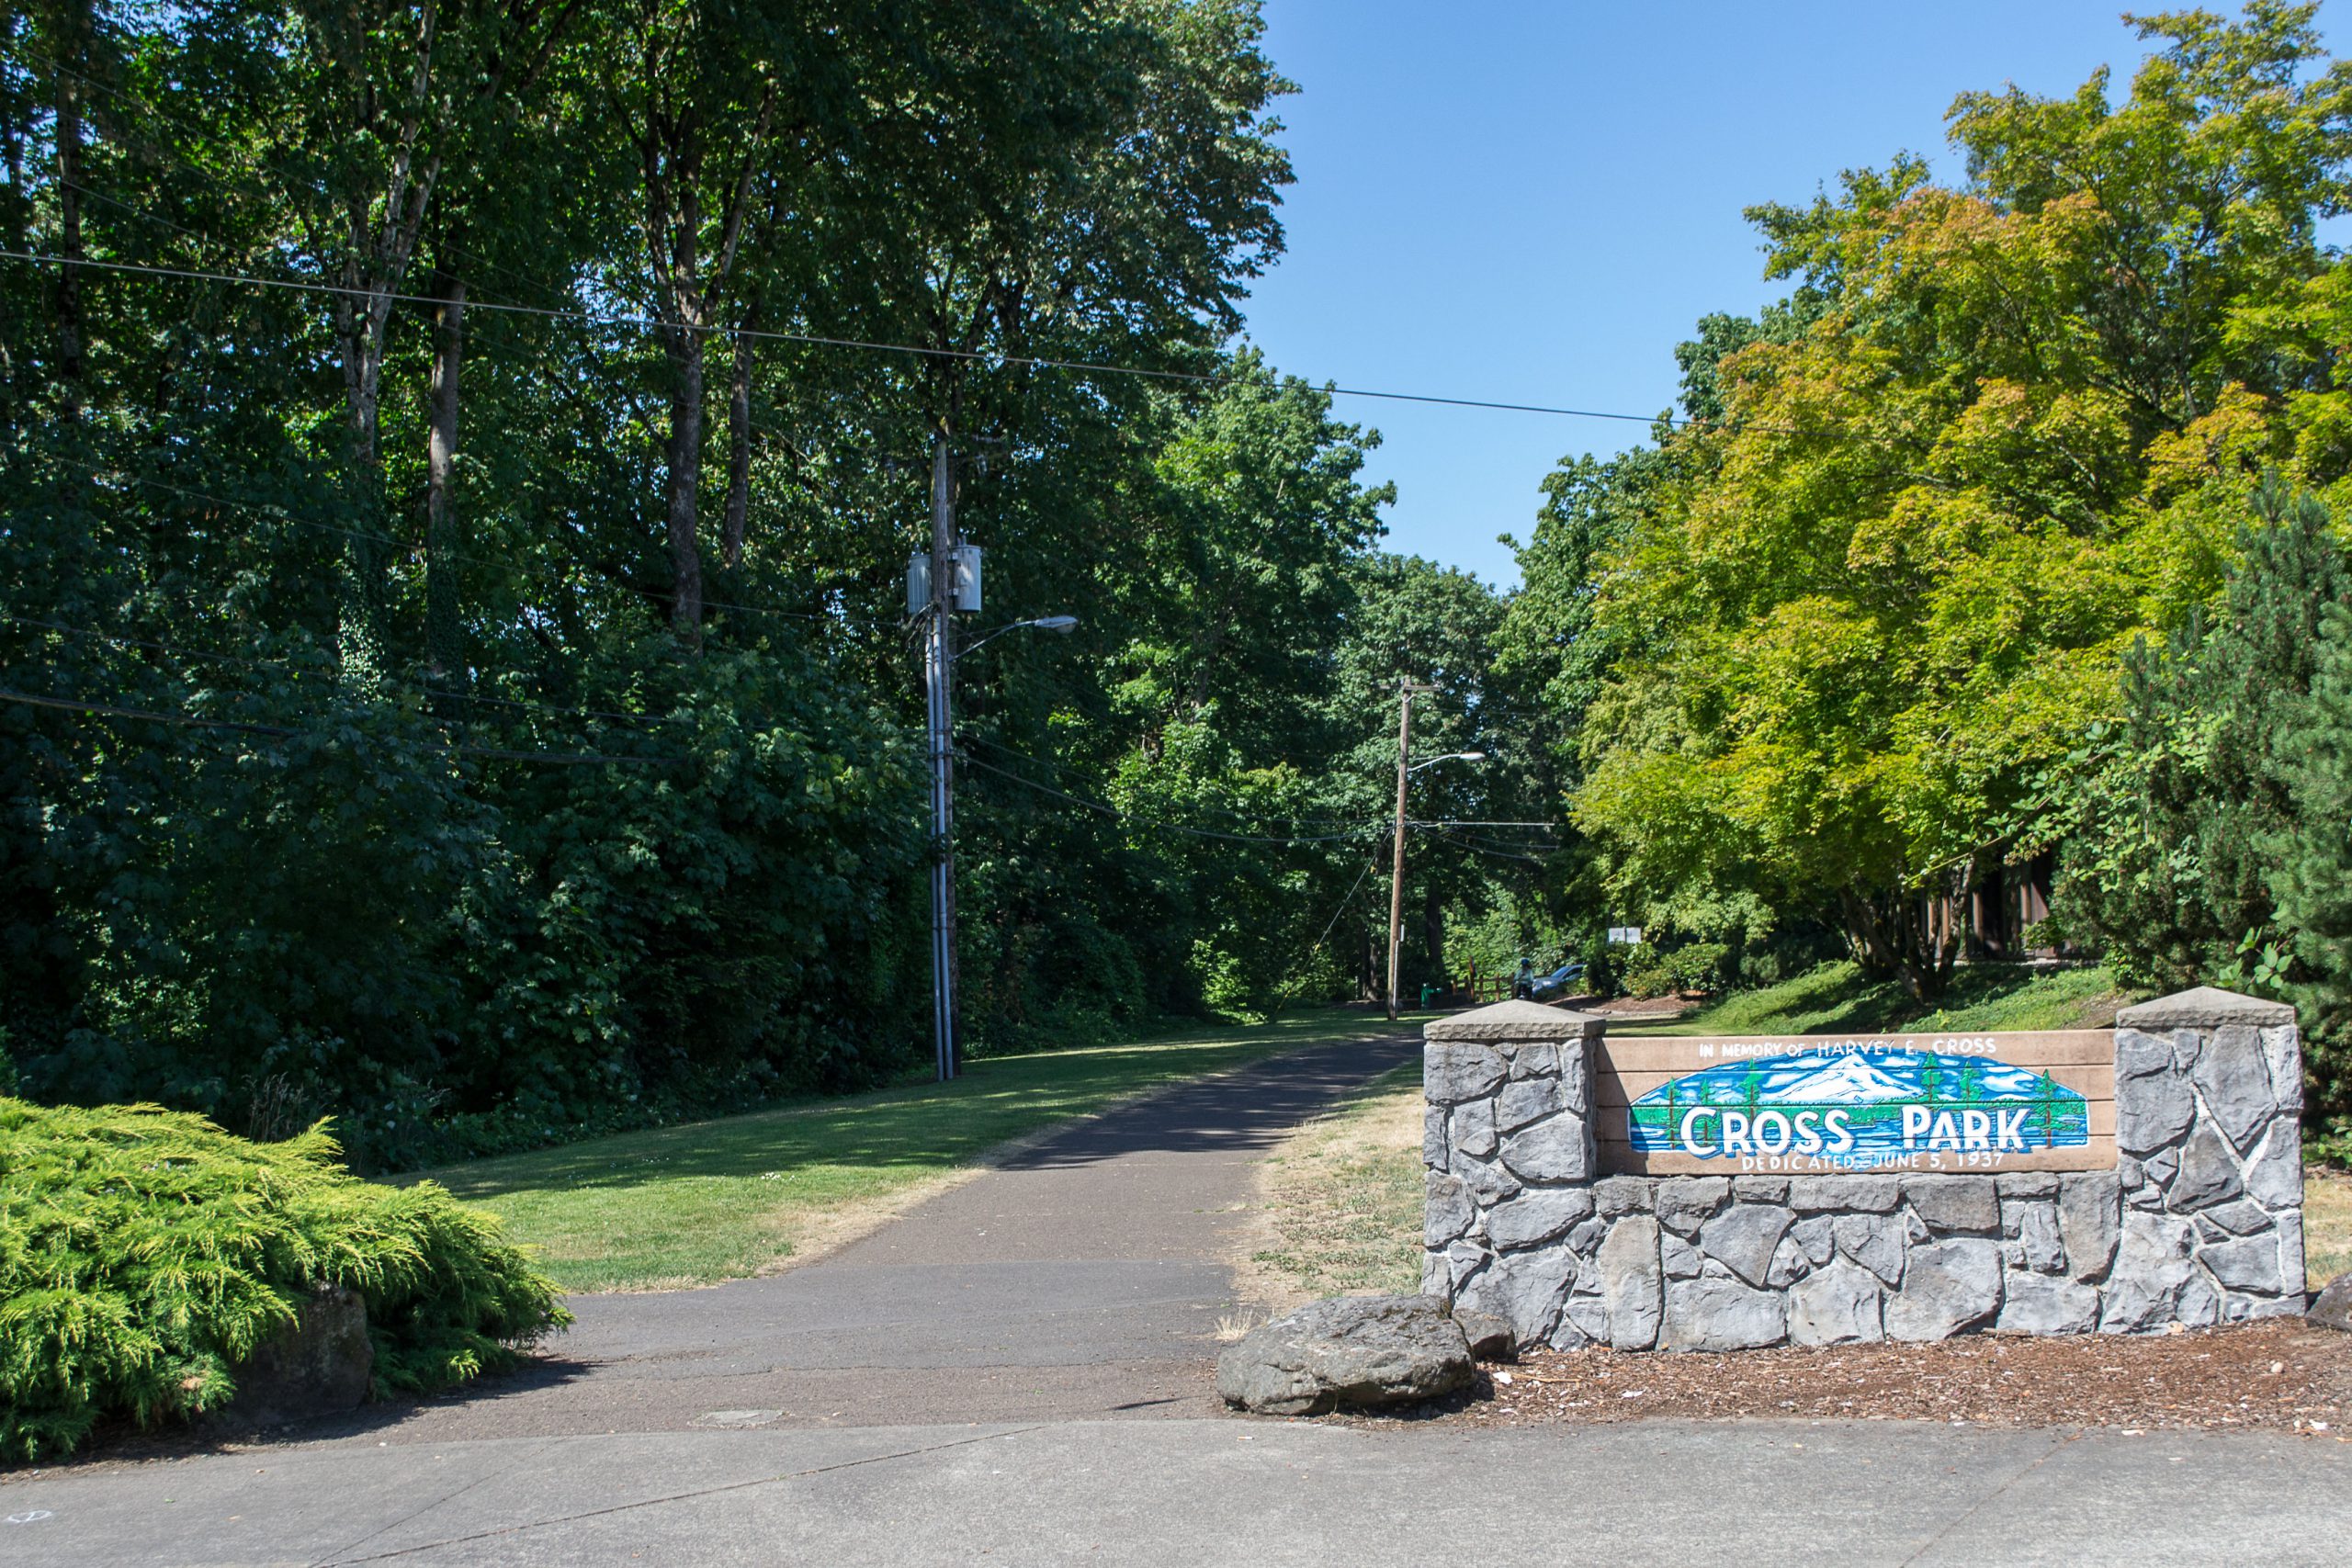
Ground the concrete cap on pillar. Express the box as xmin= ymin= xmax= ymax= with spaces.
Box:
xmin=2114 ymin=985 xmax=2296 ymax=1030
xmin=1423 ymin=998 xmax=1604 ymax=1042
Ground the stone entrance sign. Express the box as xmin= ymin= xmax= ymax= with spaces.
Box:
xmin=1597 ymin=1032 xmax=2118 ymax=1176
xmin=1422 ymin=989 xmax=2306 ymax=1352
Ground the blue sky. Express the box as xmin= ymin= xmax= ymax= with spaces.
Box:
xmin=1238 ymin=2 xmax=2338 ymax=588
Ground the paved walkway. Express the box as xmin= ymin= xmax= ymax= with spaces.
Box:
xmin=11 ymin=1022 xmax=2352 ymax=1565
xmin=311 ymin=1025 xmax=1418 ymax=1447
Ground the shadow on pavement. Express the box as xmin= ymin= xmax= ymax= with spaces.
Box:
xmin=999 ymin=1031 xmax=1419 ymax=1169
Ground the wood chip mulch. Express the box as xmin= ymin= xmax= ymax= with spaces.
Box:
xmin=1390 ymin=1321 xmax=2352 ymax=1436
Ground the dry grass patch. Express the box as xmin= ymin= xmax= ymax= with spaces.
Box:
xmin=2309 ymin=1165 xmax=2352 ymax=1290
xmin=1235 ymin=1064 xmax=1424 ymax=1312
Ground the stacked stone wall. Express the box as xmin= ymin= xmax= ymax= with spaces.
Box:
xmin=1420 ymin=989 xmax=2307 ymax=1351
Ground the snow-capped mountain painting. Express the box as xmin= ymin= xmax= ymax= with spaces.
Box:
xmin=1626 ymin=1047 xmax=2089 ymax=1163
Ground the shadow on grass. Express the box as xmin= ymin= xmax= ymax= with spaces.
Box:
xmin=1620 ymin=962 xmax=2122 ymax=1039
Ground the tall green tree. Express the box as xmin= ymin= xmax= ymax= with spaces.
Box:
xmin=1555 ymin=3 xmax=2352 ymax=998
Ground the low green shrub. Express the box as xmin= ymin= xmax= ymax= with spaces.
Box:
xmin=1622 ymin=941 xmax=1730 ymax=999
xmin=0 ymin=1100 xmax=568 ymax=1461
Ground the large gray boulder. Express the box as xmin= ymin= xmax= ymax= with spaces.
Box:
xmin=1216 ymin=1297 xmax=1474 ymax=1416
xmin=2311 ymin=1272 xmax=2352 ymax=1333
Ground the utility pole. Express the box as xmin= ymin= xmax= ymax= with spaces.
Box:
xmin=1386 ymin=677 xmax=1436 ymax=1021
xmin=926 ymin=431 xmax=957 ymax=1080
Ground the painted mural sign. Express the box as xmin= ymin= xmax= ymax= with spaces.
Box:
xmin=1593 ymin=1031 xmax=2118 ymax=1176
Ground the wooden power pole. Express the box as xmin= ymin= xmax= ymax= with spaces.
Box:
xmin=1386 ymin=677 xmax=1436 ymax=1020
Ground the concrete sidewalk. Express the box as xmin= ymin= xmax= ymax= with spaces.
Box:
xmin=6 ymin=1416 xmax=2346 ymax=1566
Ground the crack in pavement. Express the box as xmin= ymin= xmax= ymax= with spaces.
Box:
xmin=307 ymin=1437 xmax=584 ymax=1568
xmin=315 ymin=1425 xmax=1048 ymax=1564
xmin=1894 ymin=1427 xmax=2077 ymax=1566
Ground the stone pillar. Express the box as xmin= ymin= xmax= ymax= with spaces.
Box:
xmin=2108 ymin=986 xmax=2307 ymax=1327
xmin=1421 ymin=999 xmax=1603 ymax=1348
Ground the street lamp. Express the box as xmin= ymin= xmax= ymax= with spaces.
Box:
xmin=954 ymin=615 xmax=1079 ymax=660
xmin=1385 ymin=680 xmax=1488 ymax=1021
xmin=910 ymin=558 xmax=1077 ymax=1082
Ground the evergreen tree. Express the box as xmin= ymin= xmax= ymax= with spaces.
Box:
xmin=2057 ymin=478 xmax=2349 ymax=988
xmin=2270 ymin=599 xmax=2352 ymax=1111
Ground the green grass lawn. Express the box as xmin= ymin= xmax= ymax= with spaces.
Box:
xmin=1617 ymin=959 xmax=2134 ymax=1037
xmin=413 ymin=1006 xmax=1426 ymax=1294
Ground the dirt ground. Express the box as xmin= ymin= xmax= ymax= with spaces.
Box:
xmin=1396 ymin=1318 xmax=2352 ymax=1436
xmin=1231 ymin=1067 xmax=1424 ymax=1316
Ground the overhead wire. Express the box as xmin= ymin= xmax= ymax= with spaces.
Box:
xmin=28 ymin=453 xmax=845 ymax=629
xmin=18 ymin=84 xmax=923 ymax=588
xmin=2 ymin=612 xmax=696 ymax=732
xmin=0 ymin=685 xmax=684 ymax=766
xmin=958 ymin=754 xmax=1378 ymax=847
xmin=0 ymin=249 xmax=1713 ymax=430
xmin=962 ymin=732 xmax=1378 ymax=836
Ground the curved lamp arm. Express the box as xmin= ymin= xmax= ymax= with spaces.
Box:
xmin=953 ymin=615 xmax=1079 ymax=661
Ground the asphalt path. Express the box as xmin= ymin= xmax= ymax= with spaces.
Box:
xmin=11 ymin=1020 xmax=2352 ymax=1564
xmin=363 ymin=1021 xmax=1423 ymax=1439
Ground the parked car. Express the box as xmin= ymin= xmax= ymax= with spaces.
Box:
xmin=1527 ymin=960 xmax=1586 ymax=1001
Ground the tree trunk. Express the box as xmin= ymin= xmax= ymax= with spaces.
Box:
xmin=425 ymin=270 xmax=465 ymax=689
xmin=664 ymin=325 xmax=706 ymax=640
xmin=1838 ymin=863 xmax=1976 ymax=1004
xmin=332 ymin=281 xmax=391 ymax=686
xmin=722 ymin=326 xmax=752 ymax=570
xmin=52 ymin=0 xmax=87 ymax=420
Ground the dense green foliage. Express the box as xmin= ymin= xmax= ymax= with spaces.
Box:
xmin=1496 ymin=3 xmax=2352 ymax=1122
xmin=0 ymin=2 xmax=1545 ymax=1164
xmin=2063 ymin=487 xmax=2352 ymax=1111
xmin=1631 ymin=960 xmax=2128 ymax=1041
xmin=2054 ymin=480 xmax=2346 ymax=987
xmin=19 ymin=0 xmax=2352 ymax=1167
xmin=0 ymin=1098 xmax=566 ymax=1461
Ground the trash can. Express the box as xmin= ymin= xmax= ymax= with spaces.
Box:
xmin=1419 ymin=984 xmax=1439 ymax=1009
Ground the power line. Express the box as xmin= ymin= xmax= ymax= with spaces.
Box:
xmin=0 ymin=250 xmax=1699 ymax=429
xmin=29 ymin=453 xmax=843 ymax=628
xmin=17 ymin=42 xmax=594 ymax=321
xmin=959 ymin=754 xmax=1376 ymax=846
xmin=2 ymin=612 xmax=694 ymax=732
xmin=0 ymin=684 xmax=684 ymax=766
xmin=52 ymin=157 xmax=912 ymax=522
xmin=1428 ymin=828 xmax=1554 ymax=866
xmin=963 ymin=733 xmax=1375 ymax=835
